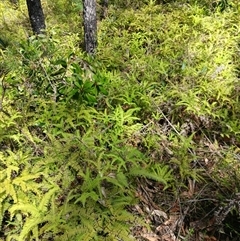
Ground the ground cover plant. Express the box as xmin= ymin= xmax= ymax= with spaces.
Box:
xmin=0 ymin=0 xmax=240 ymax=240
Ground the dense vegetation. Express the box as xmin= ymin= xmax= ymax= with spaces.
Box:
xmin=1 ymin=0 xmax=240 ymax=240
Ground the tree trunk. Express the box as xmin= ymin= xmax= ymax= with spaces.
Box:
xmin=83 ymin=0 xmax=97 ymax=55
xmin=26 ymin=0 xmax=46 ymax=35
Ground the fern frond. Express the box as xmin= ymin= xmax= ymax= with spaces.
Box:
xmin=39 ymin=187 xmax=59 ymax=212
xmin=9 ymin=203 xmax=39 ymax=218
xmin=31 ymin=226 xmax=39 ymax=241
xmin=39 ymin=214 xmax=65 ymax=235
xmin=80 ymin=214 xmax=96 ymax=232
xmin=110 ymin=195 xmax=135 ymax=209
xmin=12 ymin=173 xmax=43 ymax=194
xmin=0 ymin=169 xmax=7 ymax=181
xmin=18 ymin=216 xmax=42 ymax=241
xmin=55 ymin=226 xmax=96 ymax=241
xmin=5 ymin=150 xmax=31 ymax=166
xmin=6 ymin=165 xmax=19 ymax=180
xmin=2 ymin=179 xmax=18 ymax=203
xmin=9 ymin=187 xmax=59 ymax=240
xmin=74 ymin=191 xmax=99 ymax=207
xmin=0 ymin=199 xmax=11 ymax=229
xmin=129 ymin=165 xmax=173 ymax=188
xmin=6 ymin=234 xmax=20 ymax=241
xmin=21 ymin=126 xmax=42 ymax=144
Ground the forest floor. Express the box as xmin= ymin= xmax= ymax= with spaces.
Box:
xmin=1 ymin=0 xmax=240 ymax=241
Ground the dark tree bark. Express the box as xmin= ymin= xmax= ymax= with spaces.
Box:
xmin=26 ymin=0 xmax=46 ymax=35
xmin=83 ymin=0 xmax=97 ymax=55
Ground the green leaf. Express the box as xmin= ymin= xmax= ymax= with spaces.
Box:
xmin=50 ymin=67 xmax=66 ymax=77
xmin=74 ymin=191 xmax=99 ymax=207
xmin=54 ymin=59 xmax=68 ymax=68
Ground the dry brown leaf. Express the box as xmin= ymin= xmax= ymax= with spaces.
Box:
xmin=156 ymin=225 xmax=179 ymax=241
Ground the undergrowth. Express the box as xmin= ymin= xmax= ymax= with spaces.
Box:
xmin=0 ymin=0 xmax=240 ymax=240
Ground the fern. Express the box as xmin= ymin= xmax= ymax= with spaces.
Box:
xmin=19 ymin=217 xmax=42 ymax=241
xmin=8 ymin=187 xmax=59 ymax=241
xmin=0 ymin=197 xmax=11 ymax=230
xmin=74 ymin=191 xmax=99 ymax=207
xmin=129 ymin=164 xmax=174 ymax=189
xmin=38 ymin=187 xmax=59 ymax=212
xmin=12 ymin=173 xmax=43 ymax=195
xmin=1 ymin=179 xmax=18 ymax=203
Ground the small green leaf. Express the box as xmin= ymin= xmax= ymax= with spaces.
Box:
xmin=74 ymin=191 xmax=99 ymax=207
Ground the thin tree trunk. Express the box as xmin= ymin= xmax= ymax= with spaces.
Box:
xmin=26 ymin=0 xmax=46 ymax=35
xmin=83 ymin=0 xmax=97 ymax=55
